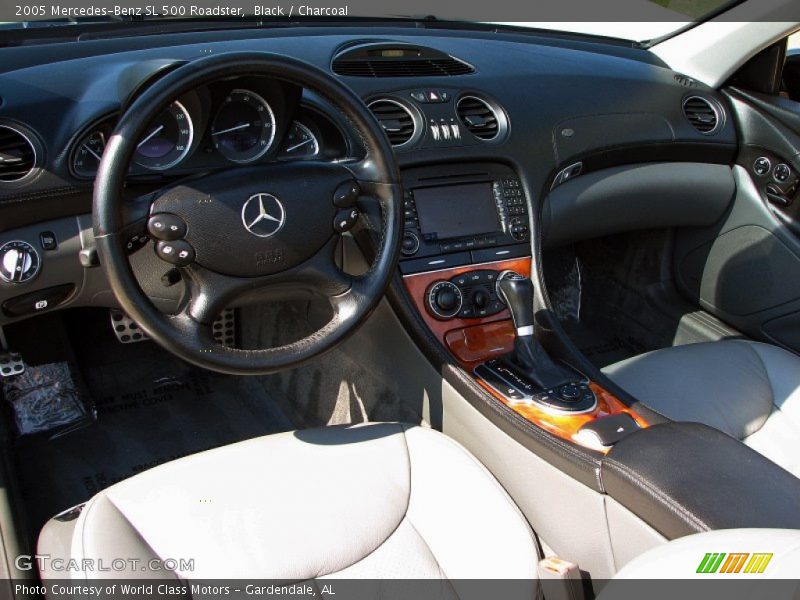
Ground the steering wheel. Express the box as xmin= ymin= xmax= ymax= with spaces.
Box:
xmin=93 ymin=52 xmax=402 ymax=375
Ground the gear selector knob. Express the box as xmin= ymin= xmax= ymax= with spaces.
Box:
xmin=496 ymin=271 xmax=535 ymax=336
xmin=495 ymin=270 xmax=576 ymax=391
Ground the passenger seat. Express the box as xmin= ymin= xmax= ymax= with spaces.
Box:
xmin=603 ymin=340 xmax=800 ymax=478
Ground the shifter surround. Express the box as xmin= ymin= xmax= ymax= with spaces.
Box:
xmin=476 ymin=358 xmax=598 ymax=415
xmin=401 ymin=256 xmax=649 ymax=453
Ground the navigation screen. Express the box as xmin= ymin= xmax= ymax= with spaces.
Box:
xmin=413 ymin=183 xmax=500 ymax=240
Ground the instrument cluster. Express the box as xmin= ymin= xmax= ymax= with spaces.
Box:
xmin=69 ymin=77 xmax=345 ymax=179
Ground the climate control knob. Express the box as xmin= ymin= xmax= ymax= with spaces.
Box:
xmin=426 ymin=280 xmax=463 ymax=320
xmin=0 ymin=241 xmax=41 ymax=284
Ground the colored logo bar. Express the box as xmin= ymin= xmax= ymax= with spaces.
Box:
xmin=696 ymin=553 xmax=773 ymax=574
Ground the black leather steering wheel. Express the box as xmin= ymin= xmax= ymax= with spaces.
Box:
xmin=93 ymin=52 xmax=402 ymax=375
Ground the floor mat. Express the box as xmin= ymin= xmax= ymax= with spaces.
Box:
xmin=545 ymin=232 xmax=692 ymax=368
xmin=13 ymin=310 xmax=293 ymax=535
xmin=239 ymin=301 xmax=426 ymax=428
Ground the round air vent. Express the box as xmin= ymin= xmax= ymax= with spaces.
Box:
xmin=0 ymin=125 xmax=37 ymax=183
xmin=456 ymin=96 xmax=500 ymax=140
xmin=682 ymin=96 xmax=721 ymax=134
xmin=368 ymin=98 xmax=418 ymax=147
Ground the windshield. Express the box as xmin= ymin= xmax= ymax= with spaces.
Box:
xmin=0 ymin=0 xmax=739 ymax=43
xmin=488 ymin=0 xmax=739 ymax=42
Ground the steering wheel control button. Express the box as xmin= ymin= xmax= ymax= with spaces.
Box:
xmin=334 ymin=208 xmax=360 ymax=233
xmin=426 ymin=280 xmax=463 ymax=320
xmin=774 ymin=163 xmax=791 ymax=183
xmin=126 ymin=234 xmax=150 ymax=254
xmin=753 ymin=157 xmax=771 ymax=176
xmin=156 ymin=240 xmax=195 ymax=266
xmin=0 ymin=241 xmax=41 ymax=284
xmin=401 ymin=232 xmax=420 ymax=256
xmin=148 ymin=214 xmax=187 ymax=241
xmin=333 ymin=181 xmax=360 ymax=208
xmin=39 ymin=231 xmax=58 ymax=251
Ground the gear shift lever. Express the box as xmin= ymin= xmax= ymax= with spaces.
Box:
xmin=496 ymin=271 xmax=536 ymax=337
xmin=496 ymin=271 xmax=577 ymax=390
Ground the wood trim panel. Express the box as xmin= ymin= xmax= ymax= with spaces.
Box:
xmin=477 ymin=380 xmax=649 ymax=453
xmin=401 ymin=256 xmax=648 ymax=453
xmin=401 ymin=257 xmax=531 ymax=353
xmin=444 ymin=320 xmax=516 ymax=368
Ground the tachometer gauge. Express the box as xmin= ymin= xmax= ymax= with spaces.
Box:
xmin=134 ymin=100 xmax=194 ymax=170
xmin=211 ymin=89 xmax=276 ymax=163
xmin=278 ymin=121 xmax=320 ymax=159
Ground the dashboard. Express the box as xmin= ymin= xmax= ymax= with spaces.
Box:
xmin=0 ymin=27 xmax=737 ymax=325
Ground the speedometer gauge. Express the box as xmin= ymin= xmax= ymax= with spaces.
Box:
xmin=211 ymin=89 xmax=276 ymax=163
xmin=134 ymin=100 xmax=194 ymax=170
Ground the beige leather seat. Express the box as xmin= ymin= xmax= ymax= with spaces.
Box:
xmin=603 ymin=340 xmax=800 ymax=478
xmin=38 ymin=423 xmax=539 ymax=581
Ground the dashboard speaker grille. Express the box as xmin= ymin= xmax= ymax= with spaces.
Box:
xmin=368 ymin=99 xmax=417 ymax=146
xmin=456 ymin=96 xmax=499 ymax=140
xmin=683 ymin=96 xmax=720 ymax=134
xmin=0 ymin=125 xmax=36 ymax=182
xmin=333 ymin=57 xmax=474 ymax=77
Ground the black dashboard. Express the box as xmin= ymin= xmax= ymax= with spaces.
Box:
xmin=0 ymin=25 xmax=738 ymax=323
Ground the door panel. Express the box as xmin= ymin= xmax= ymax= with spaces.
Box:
xmin=674 ymin=89 xmax=800 ymax=352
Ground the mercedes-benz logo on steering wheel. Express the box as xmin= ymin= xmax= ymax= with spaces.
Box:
xmin=241 ymin=193 xmax=286 ymax=238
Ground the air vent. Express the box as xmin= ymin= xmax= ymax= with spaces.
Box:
xmin=332 ymin=43 xmax=474 ymax=78
xmin=674 ymin=74 xmax=697 ymax=87
xmin=0 ymin=125 xmax=36 ymax=183
xmin=456 ymin=96 xmax=500 ymax=140
xmin=334 ymin=58 xmax=473 ymax=77
xmin=683 ymin=96 xmax=721 ymax=134
xmin=368 ymin=99 xmax=418 ymax=147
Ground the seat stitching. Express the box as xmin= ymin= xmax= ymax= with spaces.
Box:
xmin=315 ymin=424 xmax=412 ymax=578
xmin=603 ymin=457 xmax=710 ymax=533
xmin=92 ymin=495 xmax=180 ymax=577
xmin=404 ymin=518 xmax=451 ymax=581
xmin=735 ymin=341 xmax=778 ymax=437
xmin=401 ymin=426 xmax=538 ymax=552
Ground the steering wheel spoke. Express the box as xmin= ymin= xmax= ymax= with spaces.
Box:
xmin=181 ymin=264 xmax=250 ymax=324
xmin=292 ymin=237 xmax=354 ymax=297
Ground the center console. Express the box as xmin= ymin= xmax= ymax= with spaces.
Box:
xmin=398 ymin=163 xmax=648 ymax=453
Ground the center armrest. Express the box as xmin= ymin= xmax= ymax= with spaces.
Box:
xmin=601 ymin=422 xmax=800 ymax=539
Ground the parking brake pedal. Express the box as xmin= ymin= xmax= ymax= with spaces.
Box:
xmin=110 ymin=308 xmax=236 ymax=347
xmin=0 ymin=327 xmax=24 ymax=379
xmin=0 ymin=353 xmax=24 ymax=379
